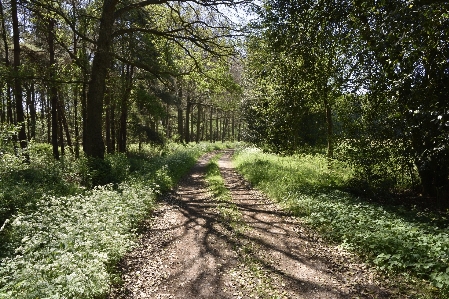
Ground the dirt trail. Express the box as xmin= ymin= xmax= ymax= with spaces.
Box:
xmin=109 ymin=150 xmax=398 ymax=299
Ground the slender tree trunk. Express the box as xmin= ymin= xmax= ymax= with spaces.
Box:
xmin=48 ymin=18 xmax=59 ymax=159
xmin=118 ymin=97 xmax=127 ymax=153
xmin=58 ymin=104 xmax=65 ymax=156
xmin=166 ymin=104 xmax=170 ymax=138
xmin=324 ymin=98 xmax=333 ymax=160
xmin=190 ymin=105 xmax=194 ymax=142
xmin=118 ymin=64 xmax=133 ymax=153
xmin=105 ymin=87 xmax=112 ymax=153
xmin=81 ymin=78 xmax=87 ymax=149
xmin=58 ymin=99 xmax=73 ymax=151
xmin=25 ymin=86 xmax=30 ymax=139
xmin=84 ymin=0 xmax=118 ymax=159
xmin=0 ymin=0 xmax=12 ymax=124
xmin=29 ymin=83 xmax=36 ymax=139
xmin=74 ymin=84 xmax=80 ymax=158
xmin=11 ymin=0 xmax=27 ymax=150
xmin=110 ymin=97 xmax=116 ymax=153
xmin=231 ymin=112 xmax=235 ymax=141
xmin=46 ymin=95 xmax=51 ymax=143
xmin=177 ymin=106 xmax=183 ymax=143
xmin=215 ymin=109 xmax=219 ymax=143
xmin=185 ymin=100 xmax=191 ymax=143
xmin=73 ymin=27 xmax=80 ymax=158
xmin=209 ymin=106 xmax=213 ymax=143
xmin=201 ymin=107 xmax=206 ymax=141
xmin=0 ymin=0 xmax=12 ymax=123
xmin=237 ymin=121 xmax=242 ymax=142
xmin=195 ymin=103 xmax=201 ymax=143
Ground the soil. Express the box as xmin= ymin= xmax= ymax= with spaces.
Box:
xmin=109 ymin=150 xmax=406 ymax=299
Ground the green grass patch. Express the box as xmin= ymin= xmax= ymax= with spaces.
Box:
xmin=0 ymin=142 xmax=209 ymax=299
xmin=233 ymin=147 xmax=448 ymax=298
xmin=205 ymin=154 xmax=242 ymax=227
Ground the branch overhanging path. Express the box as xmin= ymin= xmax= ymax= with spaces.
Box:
xmin=109 ymin=150 xmax=394 ymax=299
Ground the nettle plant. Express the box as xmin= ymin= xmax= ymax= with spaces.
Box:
xmin=0 ymin=183 xmax=155 ymax=299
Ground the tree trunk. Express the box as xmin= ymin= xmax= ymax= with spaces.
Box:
xmin=324 ymin=98 xmax=333 ymax=160
xmin=29 ymin=83 xmax=36 ymax=139
xmin=177 ymin=106 xmax=183 ymax=143
xmin=195 ymin=103 xmax=201 ymax=143
xmin=110 ymin=97 xmax=116 ymax=153
xmin=118 ymin=64 xmax=133 ymax=153
xmin=58 ymin=104 xmax=65 ymax=156
xmin=48 ymin=18 xmax=59 ymax=159
xmin=166 ymin=104 xmax=170 ymax=138
xmin=190 ymin=105 xmax=194 ymax=142
xmin=105 ymin=87 xmax=112 ymax=153
xmin=58 ymin=98 xmax=73 ymax=151
xmin=185 ymin=100 xmax=191 ymax=143
xmin=215 ymin=109 xmax=219 ymax=143
xmin=209 ymin=106 xmax=213 ymax=143
xmin=84 ymin=0 xmax=118 ymax=159
xmin=11 ymin=0 xmax=27 ymax=150
xmin=0 ymin=0 xmax=12 ymax=124
xmin=231 ymin=112 xmax=235 ymax=141
xmin=73 ymin=28 xmax=80 ymax=158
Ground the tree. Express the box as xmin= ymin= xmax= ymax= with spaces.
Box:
xmin=245 ymin=0 xmax=449 ymax=203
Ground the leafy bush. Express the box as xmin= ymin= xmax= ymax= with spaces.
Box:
xmin=234 ymin=147 xmax=448 ymax=297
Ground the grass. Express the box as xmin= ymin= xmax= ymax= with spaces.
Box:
xmin=204 ymin=153 xmax=285 ymax=298
xmin=205 ymin=154 xmax=242 ymax=228
xmin=0 ymin=142 xmax=216 ymax=299
xmin=233 ymin=146 xmax=449 ymax=298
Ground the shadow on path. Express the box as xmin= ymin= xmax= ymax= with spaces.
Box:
xmin=109 ymin=151 xmax=394 ymax=299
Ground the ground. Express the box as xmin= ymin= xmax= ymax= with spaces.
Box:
xmin=109 ymin=150 xmax=404 ymax=299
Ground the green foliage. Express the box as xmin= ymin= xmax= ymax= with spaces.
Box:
xmin=0 ymin=143 xmax=82 ymax=229
xmin=0 ymin=142 xmax=210 ymax=298
xmin=245 ymin=0 xmax=449 ymax=199
xmin=234 ymin=147 xmax=448 ymax=297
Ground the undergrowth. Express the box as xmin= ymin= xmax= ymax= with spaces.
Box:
xmin=0 ymin=142 xmax=216 ymax=299
xmin=233 ymin=146 xmax=448 ymax=299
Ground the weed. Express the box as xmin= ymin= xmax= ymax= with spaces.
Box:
xmin=234 ymin=147 xmax=448 ymax=298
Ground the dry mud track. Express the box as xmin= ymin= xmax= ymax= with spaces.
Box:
xmin=109 ymin=150 xmax=399 ymax=299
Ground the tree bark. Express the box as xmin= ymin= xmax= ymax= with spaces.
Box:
xmin=231 ymin=112 xmax=235 ymax=141
xmin=177 ymin=106 xmax=183 ymax=143
xmin=58 ymin=99 xmax=73 ymax=152
xmin=84 ymin=0 xmax=118 ymax=159
xmin=48 ymin=19 xmax=59 ymax=159
xmin=324 ymin=98 xmax=333 ymax=160
xmin=0 ymin=0 xmax=11 ymax=124
xmin=105 ymin=87 xmax=112 ymax=153
xmin=11 ymin=0 xmax=27 ymax=150
xmin=118 ymin=64 xmax=133 ymax=153
xmin=185 ymin=99 xmax=191 ymax=143
xmin=215 ymin=109 xmax=219 ymax=143
xmin=29 ymin=83 xmax=36 ymax=139
xmin=209 ymin=106 xmax=213 ymax=143
xmin=196 ymin=103 xmax=201 ymax=143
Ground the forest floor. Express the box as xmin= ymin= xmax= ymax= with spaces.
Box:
xmin=108 ymin=150 xmax=404 ymax=299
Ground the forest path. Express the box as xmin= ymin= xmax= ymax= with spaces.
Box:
xmin=109 ymin=150 xmax=397 ymax=299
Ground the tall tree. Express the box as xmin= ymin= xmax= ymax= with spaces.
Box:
xmin=11 ymin=0 xmax=27 ymax=150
